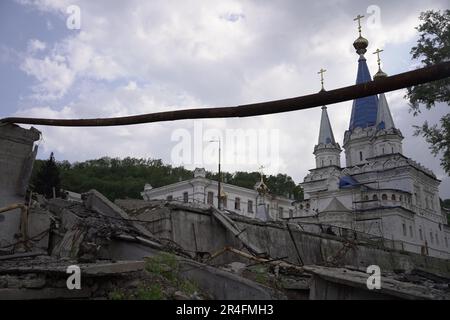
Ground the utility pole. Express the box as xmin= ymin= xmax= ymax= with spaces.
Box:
xmin=210 ymin=139 xmax=222 ymax=210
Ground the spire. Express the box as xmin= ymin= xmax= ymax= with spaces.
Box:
xmin=318 ymin=106 xmax=336 ymax=144
xmin=318 ymin=68 xmax=326 ymax=92
xmin=255 ymin=165 xmax=270 ymax=195
xmin=352 ymin=14 xmax=368 ymax=55
xmin=372 ymin=48 xmax=394 ymax=130
xmin=348 ymin=14 xmax=378 ymax=131
xmin=373 ymin=48 xmax=388 ymax=80
xmin=376 ymin=92 xmax=395 ymax=130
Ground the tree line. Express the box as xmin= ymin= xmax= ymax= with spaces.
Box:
xmin=30 ymin=155 xmax=304 ymax=202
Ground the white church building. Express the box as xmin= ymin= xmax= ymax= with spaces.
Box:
xmin=141 ymin=24 xmax=450 ymax=259
xmin=141 ymin=167 xmax=296 ymax=221
xmin=293 ymin=28 xmax=450 ymax=259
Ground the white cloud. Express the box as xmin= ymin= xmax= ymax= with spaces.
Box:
xmin=20 ymin=55 xmax=74 ymax=100
xmin=12 ymin=0 xmax=450 ymax=198
xmin=27 ymin=39 xmax=47 ymax=53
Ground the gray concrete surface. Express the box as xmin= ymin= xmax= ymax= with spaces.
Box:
xmin=0 ymin=124 xmax=40 ymax=249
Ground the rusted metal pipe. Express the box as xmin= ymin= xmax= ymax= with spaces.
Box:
xmin=1 ymin=61 xmax=449 ymax=127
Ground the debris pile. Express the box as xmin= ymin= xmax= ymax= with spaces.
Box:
xmin=0 ymin=186 xmax=449 ymax=300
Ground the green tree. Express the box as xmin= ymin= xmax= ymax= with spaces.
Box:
xmin=406 ymin=10 xmax=450 ymax=173
xmin=30 ymin=156 xmax=303 ymax=202
xmin=32 ymin=152 xmax=61 ymax=198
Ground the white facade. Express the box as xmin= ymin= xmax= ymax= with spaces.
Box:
xmin=295 ymin=33 xmax=450 ymax=259
xmin=141 ymin=168 xmax=295 ymax=221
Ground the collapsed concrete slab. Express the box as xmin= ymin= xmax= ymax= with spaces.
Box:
xmin=0 ymin=124 xmax=40 ymax=250
xmin=117 ymin=200 xmax=450 ymax=277
xmin=305 ymin=265 xmax=450 ymax=300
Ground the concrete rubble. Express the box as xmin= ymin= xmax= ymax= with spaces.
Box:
xmin=1 ymin=189 xmax=449 ymax=300
xmin=0 ymin=124 xmax=449 ymax=300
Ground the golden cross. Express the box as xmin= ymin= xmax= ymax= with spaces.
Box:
xmin=373 ymin=48 xmax=384 ymax=67
xmin=258 ymin=165 xmax=265 ymax=174
xmin=353 ymin=14 xmax=364 ymax=36
xmin=318 ymin=68 xmax=326 ymax=91
xmin=258 ymin=165 xmax=265 ymax=181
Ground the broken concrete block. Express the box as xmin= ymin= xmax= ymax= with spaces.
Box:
xmin=0 ymin=124 xmax=40 ymax=249
xmin=84 ymin=189 xmax=155 ymax=239
xmin=27 ymin=208 xmax=52 ymax=252
xmin=51 ymin=229 xmax=86 ymax=259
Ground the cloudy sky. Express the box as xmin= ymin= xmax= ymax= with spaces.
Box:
xmin=1 ymin=0 xmax=449 ymax=198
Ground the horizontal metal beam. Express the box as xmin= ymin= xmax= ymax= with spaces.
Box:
xmin=1 ymin=61 xmax=449 ymax=127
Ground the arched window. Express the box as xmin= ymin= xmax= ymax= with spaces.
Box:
xmin=321 ymin=159 xmax=324 ymax=167
xmin=359 ymin=151 xmax=363 ymax=162
xmin=306 ymin=203 xmax=310 ymax=209
xmin=382 ymin=194 xmax=387 ymax=200
xmin=391 ymin=194 xmax=396 ymax=201
xmin=329 ymin=159 xmax=332 ymax=165
xmin=373 ymin=194 xmax=378 ymax=201
xmin=399 ymin=195 xmax=403 ymax=202
xmin=364 ymin=195 xmax=369 ymax=201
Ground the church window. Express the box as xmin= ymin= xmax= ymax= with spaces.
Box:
xmin=364 ymin=195 xmax=369 ymax=201
xmin=382 ymin=194 xmax=387 ymax=200
xmin=399 ymin=195 xmax=403 ymax=202
xmin=183 ymin=192 xmax=189 ymax=203
xmin=278 ymin=207 xmax=284 ymax=217
xmin=306 ymin=203 xmax=310 ymax=209
xmin=409 ymin=226 xmax=413 ymax=238
xmin=391 ymin=194 xmax=396 ymax=201
xmin=234 ymin=197 xmax=241 ymax=210
xmin=321 ymin=159 xmax=324 ymax=167
xmin=248 ymin=200 xmax=254 ymax=213
xmin=430 ymin=232 xmax=434 ymax=244
xmin=329 ymin=159 xmax=332 ymax=165
xmin=382 ymin=147 xmax=385 ymax=154
xmin=207 ymin=192 xmax=214 ymax=205
xmin=359 ymin=151 xmax=363 ymax=162
xmin=373 ymin=194 xmax=378 ymax=201
xmin=289 ymin=209 xmax=294 ymax=218
xmin=391 ymin=146 xmax=394 ymax=153
xmin=419 ymin=228 xmax=423 ymax=241
xmin=402 ymin=224 xmax=406 ymax=236
xmin=300 ymin=204 xmax=303 ymax=210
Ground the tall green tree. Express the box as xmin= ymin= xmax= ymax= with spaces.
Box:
xmin=33 ymin=152 xmax=61 ymax=198
xmin=406 ymin=10 xmax=450 ymax=173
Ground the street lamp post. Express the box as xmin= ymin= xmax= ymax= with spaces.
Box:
xmin=209 ymin=139 xmax=221 ymax=210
